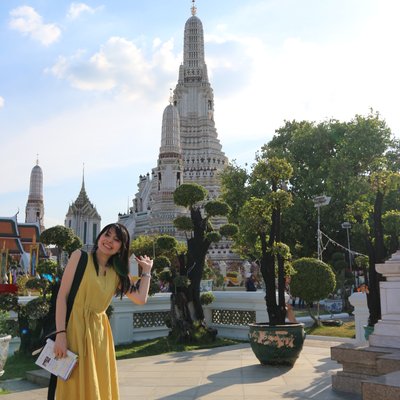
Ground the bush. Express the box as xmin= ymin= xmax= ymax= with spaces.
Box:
xmin=291 ymin=257 xmax=336 ymax=325
xmin=0 ymin=310 xmax=10 ymax=336
xmin=153 ymin=256 xmax=171 ymax=273
xmin=291 ymin=257 xmax=336 ymax=304
xmin=200 ymin=292 xmax=215 ymax=306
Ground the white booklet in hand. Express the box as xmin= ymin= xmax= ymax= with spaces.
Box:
xmin=35 ymin=338 xmax=78 ymax=380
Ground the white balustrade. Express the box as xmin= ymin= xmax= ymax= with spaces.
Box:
xmin=109 ymin=291 xmax=271 ymax=344
xmin=13 ymin=291 xmax=350 ymax=350
xmin=348 ymin=292 xmax=368 ymax=344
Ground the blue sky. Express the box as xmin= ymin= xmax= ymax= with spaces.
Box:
xmin=1 ymin=0 xmax=399 ymax=229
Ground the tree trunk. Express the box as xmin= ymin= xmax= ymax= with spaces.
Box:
xmin=307 ymin=304 xmax=321 ymax=326
xmin=366 ymin=191 xmax=385 ymax=326
xmin=169 ymin=207 xmax=217 ymax=342
xmin=275 ymin=205 xmax=287 ymax=324
xmin=261 ymin=205 xmax=286 ymax=325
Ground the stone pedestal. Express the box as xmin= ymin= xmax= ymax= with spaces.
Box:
xmin=331 ymin=344 xmax=400 ymax=395
xmin=349 ymin=292 xmax=369 ymax=345
xmin=369 ymin=250 xmax=400 ymax=349
xmin=332 ymin=250 xmax=400 ymax=399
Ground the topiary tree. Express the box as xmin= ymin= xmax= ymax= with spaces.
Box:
xmin=290 ymin=257 xmax=336 ymax=326
xmin=40 ymin=225 xmax=82 ymax=265
xmin=171 ymin=183 xmax=238 ymax=342
xmin=130 ymin=234 xmax=181 ymax=296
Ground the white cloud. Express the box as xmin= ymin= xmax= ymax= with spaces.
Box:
xmin=9 ymin=6 xmax=61 ymax=46
xmin=0 ymin=98 xmax=161 ymax=195
xmin=46 ymin=36 xmax=180 ymax=101
xmin=204 ymin=5 xmax=400 ymax=147
xmin=67 ymin=3 xmax=101 ymax=20
xmin=0 ymin=96 xmax=4 ymax=108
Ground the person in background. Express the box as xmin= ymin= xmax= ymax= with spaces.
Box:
xmin=54 ymin=223 xmax=153 ymax=400
xmin=245 ymin=273 xmax=257 ymax=292
xmin=285 ymin=275 xmax=297 ymax=323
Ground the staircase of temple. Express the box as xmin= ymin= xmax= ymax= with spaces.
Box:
xmin=362 ymin=370 xmax=400 ymax=400
xmin=331 ymin=343 xmax=400 ymax=398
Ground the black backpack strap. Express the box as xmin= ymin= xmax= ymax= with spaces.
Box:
xmin=66 ymin=250 xmax=88 ymax=322
xmin=47 ymin=374 xmax=57 ymax=400
xmin=48 ymin=250 xmax=88 ymax=400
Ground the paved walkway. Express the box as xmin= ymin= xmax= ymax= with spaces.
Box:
xmin=1 ymin=336 xmax=361 ymax=400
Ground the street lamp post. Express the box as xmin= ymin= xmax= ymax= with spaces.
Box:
xmin=341 ymin=222 xmax=352 ymax=271
xmin=312 ymin=195 xmax=331 ymax=260
xmin=341 ymin=221 xmax=354 ymax=285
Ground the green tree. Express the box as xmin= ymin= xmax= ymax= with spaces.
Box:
xmin=171 ymin=183 xmax=238 ymax=342
xmin=291 ymin=258 xmax=336 ymax=325
xmin=131 ymin=235 xmax=155 ymax=258
xmin=262 ymin=111 xmax=396 ymax=259
xmin=251 ymin=157 xmax=293 ymax=325
xmin=220 ymin=162 xmax=251 ymax=225
xmin=130 ymin=234 xmax=184 ymax=295
xmin=40 ymin=225 xmax=81 ymax=265
xmin=345 ymin=168 xmax=400 ymax=326
xmin=222 ymin=157 xmax=294 ymax=325
xmin=383 ymin=210 xmax=400 ymax=254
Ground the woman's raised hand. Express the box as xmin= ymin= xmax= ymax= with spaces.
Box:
xmin=135 ymin=255 xmax=153 ymax=274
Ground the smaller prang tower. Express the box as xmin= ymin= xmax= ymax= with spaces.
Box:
xmin=25 ymin=157 xmax=45 ymax=232
xmin=65 ymin=169 xmax=101 ymax=251
xmin=148 ymin=93 xmax=186 ymax=236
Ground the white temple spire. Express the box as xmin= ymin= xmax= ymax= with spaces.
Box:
xmin=25 ymin=157 xmax=45 ymax=231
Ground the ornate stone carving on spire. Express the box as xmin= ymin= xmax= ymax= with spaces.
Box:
xmin=191 ymin=0 xmax=197 ymax=16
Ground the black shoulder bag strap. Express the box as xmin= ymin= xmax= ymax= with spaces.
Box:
xmin=48 ymin=250 xmax=88 ymax=400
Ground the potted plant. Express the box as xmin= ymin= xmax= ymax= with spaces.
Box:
xmin=236 ymin=157 xmax=306 ymax=365
xmin=0 ymin=310 xmax=12 ymax=377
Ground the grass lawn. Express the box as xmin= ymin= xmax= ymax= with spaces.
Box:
xmin=0 ymin=337 xmax=240 ymax=381
xmin=115 ymin=336 xmax=240 ymax=359
xmin=306 ymin=320 xmax=355 ymax=338
xmin=0 ymin=351 xmax=38 ymax=381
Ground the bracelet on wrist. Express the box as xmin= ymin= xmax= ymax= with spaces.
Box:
xmin=141 ymin=272 xmax=152 ymax=278
xmin=55 ymin=330 xmax=66 ymax=335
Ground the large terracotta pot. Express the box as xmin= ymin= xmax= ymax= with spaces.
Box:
xmin=0 ymin=335 xmax=12 ymax=377
xmin=248 ymin=322 xmax=305 ymax=366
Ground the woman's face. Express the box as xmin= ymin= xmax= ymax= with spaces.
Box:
xmin=97 ymin=227 xmax=122 ymax=256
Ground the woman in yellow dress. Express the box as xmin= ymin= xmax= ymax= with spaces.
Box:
xmin=53 ymin=223 xmax=153 ymax=399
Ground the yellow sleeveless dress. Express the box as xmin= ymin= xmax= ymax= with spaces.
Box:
xmin=56 ymin=254 xmax=120 ymax=400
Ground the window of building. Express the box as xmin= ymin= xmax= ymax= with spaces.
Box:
xmin=93 ymin=223 xmax=97 ymax=243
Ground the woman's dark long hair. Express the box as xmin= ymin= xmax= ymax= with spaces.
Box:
xmin=92 ymin=223 xmax=131 ymax=297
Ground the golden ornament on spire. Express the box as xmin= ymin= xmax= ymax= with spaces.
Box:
xmin=191 ymin=0 xmax=197 ymax=16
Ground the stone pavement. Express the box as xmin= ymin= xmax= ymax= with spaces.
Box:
xmin=0 ymin=336 xmax=361 ymax=400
